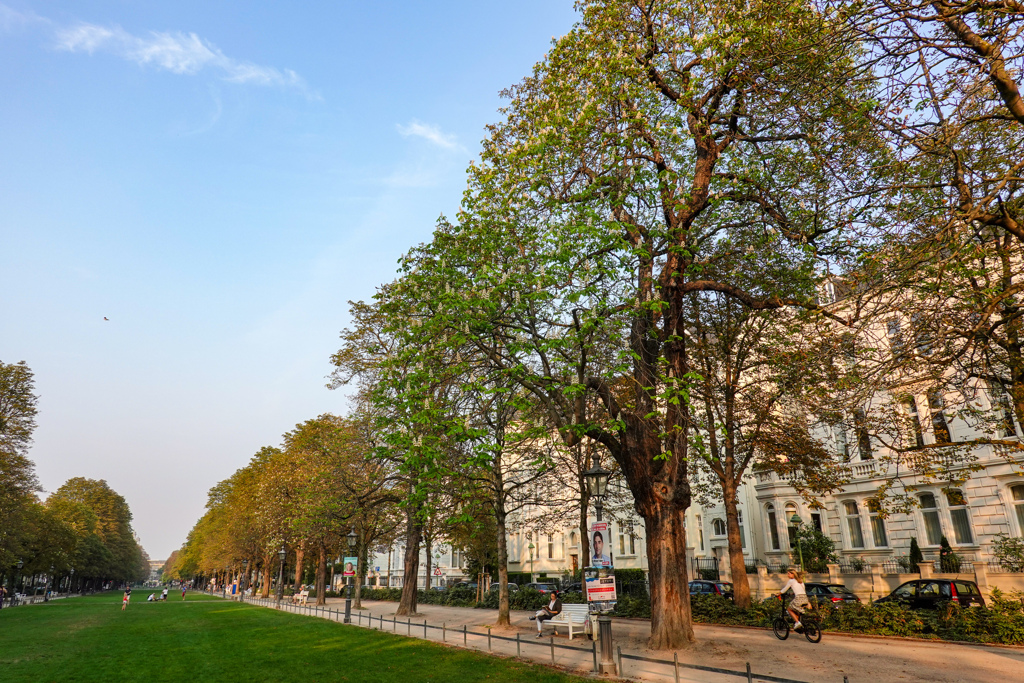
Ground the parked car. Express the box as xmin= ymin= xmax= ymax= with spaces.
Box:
xmin=561 ymin=582 xmax=583 ymax=593
xmin=488 ymin=582 xmax=520 ymax=593
xmin=688 ymin=580 xmax=733 ymax=600
xmin=524 ymin=582 xmax=559 ymax=593
xmin=875 ymin=579 xmax=985 ymax=609
xmin=805 ymin=582 xmax=861 ymax=606
xmin=452 ymin=581 xmax=478 ymax=591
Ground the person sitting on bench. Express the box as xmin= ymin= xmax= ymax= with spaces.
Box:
xmin=529 ymin=591 xmax=562 ymax=637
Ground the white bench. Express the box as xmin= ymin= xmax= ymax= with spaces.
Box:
xmin=291 ymin=590 xmax=309 ymax=605
xmin=541 ymin=603 xmax=591 ymax=640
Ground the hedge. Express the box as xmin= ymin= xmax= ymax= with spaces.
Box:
xmin=355 ymin=586 xmax=1024 ymax=645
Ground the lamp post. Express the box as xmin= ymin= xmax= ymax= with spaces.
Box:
xmin=344 ymin=529 xmax=357 ymax=624
xmin=240 ymin=559 xmax=249 ymax=600
xmin=44 ymin=565 xmax=53 ymax=602
xmin=69 ymin=568 xmax=74 ymax=595
xmin=584 ymin=460 xmax=615 ymax=675
xmin=223 ymin=567 xmax=228 ymax=599
xmin=790 ymin=513 xmax=804 ymax=570
xmin=528 ymin=543 xmax=535 ymax=582
xmin=14 ymin=559 xmax=24 ymax=606
xmin=276 ymin=545 xmax=287 ymax=605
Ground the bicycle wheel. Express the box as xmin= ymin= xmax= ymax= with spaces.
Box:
xmin=772 ymin=617 xmax=790 ymax=640
xmin=802 ymin=620 xmax=822 ymax=643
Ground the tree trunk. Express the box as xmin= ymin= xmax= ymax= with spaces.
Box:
xmin=722 ymin=480 xmax=752 ymax=608
xmin=260 ymin=554 xmax=272 ymax=599
xmin=315 ymin=542 xmax=327 ymax=606
xmin=293 ymin=545 xmax=305 ymax=591
xmin=396 ymin=501 xmax=423 ymax=616
xmin=643 ymin=504 xmax=695 ymax=649
xmin=424 ymin=534 xmax=432 ymax=591
xmin=354 ymin=533 xmax=368 ymax=609
xmin=495 ymin=506 xmax=511 ymax=626
xmin=579 ymin=486 xmax=591 ymax=569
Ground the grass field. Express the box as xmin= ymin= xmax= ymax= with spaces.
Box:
xmin=0 ymin=591 xmax=586 ymax=682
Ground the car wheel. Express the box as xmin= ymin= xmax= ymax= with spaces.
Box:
xmin=772 ymin=617 xmax=789 ymax=640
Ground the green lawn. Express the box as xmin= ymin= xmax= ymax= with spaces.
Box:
xmin=0 ymin=591 xmax=586 ymax=682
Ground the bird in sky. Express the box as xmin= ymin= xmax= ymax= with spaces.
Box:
xmin=104 ymin=317 xmax=109 ymax=321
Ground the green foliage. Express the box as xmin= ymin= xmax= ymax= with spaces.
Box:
xmin=939 ymin=536 xmax=961 ymax=573
xmin=792 ymin=524 xmax=837 ymax=572
xmin=992 ymin=535 xmax=1024 ymax=572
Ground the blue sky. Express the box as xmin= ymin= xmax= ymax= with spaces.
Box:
xmin=0 ymin=1 xmax=579 ymax=560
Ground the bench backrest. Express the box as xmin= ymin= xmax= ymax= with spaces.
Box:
xmin=554 ymin=604 xmax=589 ymax=620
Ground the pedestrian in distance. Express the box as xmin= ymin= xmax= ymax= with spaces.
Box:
xmin=161 ymin=587 xmax=168 ymax=601
xmin=121 ymin=587 xmax=131 ymax=611
xmin=181 ymin=586 xmax=186 ymax=600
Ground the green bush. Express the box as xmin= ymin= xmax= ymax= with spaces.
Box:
xmin=992 ymin=534 xmax=1024 ymax=572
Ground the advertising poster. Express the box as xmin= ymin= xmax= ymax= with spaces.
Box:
xmin=588 ymin=521 xmax=612 ymax=568
xmin=585 ymin=573 xmax=617 ymax=603
xmin=343 ymin=557 xmax=357 ymax=577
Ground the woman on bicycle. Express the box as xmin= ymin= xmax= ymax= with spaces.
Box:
xmin=778 ymin=568 xmax=809 ymax=630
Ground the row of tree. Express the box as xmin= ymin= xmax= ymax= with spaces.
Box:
xmin=1 ymin=360 xmax=150 ymax=593
xmin=173 ymin=0 xmax=1024 ymax=650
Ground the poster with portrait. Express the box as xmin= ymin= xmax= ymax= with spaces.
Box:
xmin=588 ymin=521 xmax=612 ymax=568
xmin=343 ymin=556 xmax=357 ymax=577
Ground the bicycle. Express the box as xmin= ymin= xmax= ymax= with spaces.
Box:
xmin=771 ymin=595 xmax=822 ymax=643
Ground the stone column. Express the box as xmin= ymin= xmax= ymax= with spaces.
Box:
xmin=756 ymin=565 xmax=769 ymax=600
xmin=870 ymin=563 xmax=884 ymax=601
xmin=827 ymin=563 xmax=841 ymax=584
xmin=919 ymin=562 xmax=933 ymax=579
xmin=974 ymin=561 xmax=990 ymax=599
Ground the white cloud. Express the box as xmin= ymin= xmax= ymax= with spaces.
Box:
xmin=0 ymin=3 xmax=48 ymax=31
xmin=52 ymin=20 xmax=316 ymax=97
xmin=397 ymin=120 xmax=461 ymax=150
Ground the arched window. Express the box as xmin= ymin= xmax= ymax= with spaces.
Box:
xmin=569 ymin=531 xmax=578 ymax=548
xmin=765 ymin=504 xmax=780 ymax=551
xmin=1012 ymin=485 xmax=1024 ymax=534
xmin=844 ymin=501 xmax=865 ymax=548
xmin=919 ymin=493 xmax=943 ymax=546
xmin=945 ymin=490 xmax=974 ymax=545
xmin=712 ymin=519 xmax=727 ymax=537
xmin=867 ymin=499 xmax=888 ymax=547
xmin=785 ymin=503 xmax=798 ymax=548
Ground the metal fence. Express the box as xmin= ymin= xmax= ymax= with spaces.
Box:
xmin=225 ymin=591 xmax=853 ymax=683
xmin=692 ymin=557 xmax=720 ymax=581
xmin=933 ymin=559 xmax=975 ymax=573
xmin=837 ymin=561 xmax=870 ymax=574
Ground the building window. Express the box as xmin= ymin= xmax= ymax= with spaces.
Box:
xmin=945 ymin=490 xmax=974 ymax=545
xmin=991 ymin=382 xmax=1019 ymax=438
xmin=510 ymin=534 xmax=520 ymax=563
xmin=928 ymin=390 xmax=951 ymax=443
xmin=766 ymin=505 xmax=780 ymax=551
xmin=618 ymin=523 xmax=636 ymax=556
xmin=712 ymin=518 xmax=727 ymax=537
xmin=834 ymin=423 xmax=850 ymax=461
xmin=811 ymin=512 xmax=823 ymax=532
xmin=887 ymin=318 xmax=905 ymax=355
xmin=854 ymin=409 xmax=872 ymax=460
xmin=903 ymin=397 xmax=925 ymax=448
xmin=1012 ymin=486 xmax=1024 ymax=535
xmin=452 ymin=548 xmax=464 ymax=567
xmin=569 ymin=531 xmax=578 ymax=548
xmin=547 ymin=534 xmax=555 ymax=560
xmin=696 ymin=515 xmax=705 ymax=551
xmin=844 ymin=501 xmax=865 ymax=549
xmin=867 ymin=500 xmax=888 ymax=548
xmin=785 ymin=503 xmax=798 ymax=548
xmin=738 ymin=510 xmax=746 ymax=549
xmin=919 ymin=493 xmax=943 ymax=546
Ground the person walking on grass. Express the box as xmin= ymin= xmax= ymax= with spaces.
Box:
xmin=181 ymin=586 xmax=187 ymax=600
xmin=529 ymin=590 xmax=562 ymax=637
xmin=161 ymin=587 xmax=168 ymax=601
xmin=121 ymin=587 xmax=131 ymax=611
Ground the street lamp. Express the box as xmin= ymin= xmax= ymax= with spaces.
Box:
xmin=276 ymin=545 xmax=287 ymax=605
xmin=790 ymin=513 xmax=804 ymax=570
xmin=584 ymin=461 xmax=611 ymax=522
xmin=583 ymin=459 xmax=615 ymax=675
xmin=528 ymin=542 xmax=535 ymax=582
xmin=69 ymin=568 xmax=74 ymax=595
xmin=241 ymin=559 xmax=249 ymax=600
xmin=14 ymin=559 xmax=24 ymax=606
xmin=344 ymin=529 xmax=357 ymax=624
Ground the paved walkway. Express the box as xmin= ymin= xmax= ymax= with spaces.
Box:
xmin=242 ymin=596 xmax=1024 ymax=683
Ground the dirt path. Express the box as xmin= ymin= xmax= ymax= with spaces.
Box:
xmin=331 ymin=599 xmax=1024 ymax=683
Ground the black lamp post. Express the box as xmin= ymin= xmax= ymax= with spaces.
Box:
xmin=240 ymin=559 xmax=249 ymax=600
xmin=69 ymin=568 xmax=75 ymax=595
xmin=276 ymin=545 xmax=287 ymax=605
xmin=14 ymin=559 xmax=24 ymax=606
xmin=344 ymin=529 xmax=357 ymax=624
xmin=584 ymin=459 xmax=615 ymax=675
xmin=44 ymin=565 xmax=53 ymax=602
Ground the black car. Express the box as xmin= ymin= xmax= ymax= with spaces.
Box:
xmin=805 ymin=582 xmax=861 ymax=607
xmin=689 ymin=580 xmax=733 ymax=600
xmin=875 ymin=579 xmax=985 ymax=609
xmin=523 ymin=582 xmax=559 ymax=593
xmin=488 ymin=582 xmax=520 ymax=593
xmin=561 ymin=582 xmax=583 ymax=593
